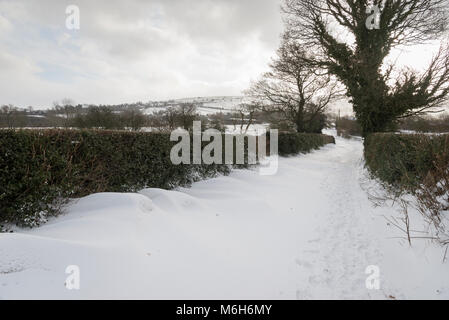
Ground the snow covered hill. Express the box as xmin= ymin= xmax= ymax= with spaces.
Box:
xmin=141 ymin=96 xmax=251 ymax=116
xmin=0 ymin=132 xmax=448 ymax=299
xmin=142 ymin=95 xmax=354 ymax=116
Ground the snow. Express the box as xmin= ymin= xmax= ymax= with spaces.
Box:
xmin=225 ymin=124 xmax=270 ymax=135
xmin=139 ymin=95 xmax=354 ymax=117
xmin=1 ymin=131 xmax=448 ymax=299
xmin=140 ymin=96 xmax=250 ymax=116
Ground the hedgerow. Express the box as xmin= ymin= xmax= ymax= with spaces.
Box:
xmin=277 ymin=132 xmax=335 ymax=156
xmin=364 ymin=133 xmax=449 ymax=244
xmin=364 ymin=133 xmax=449 ymax=189
xmin=0 ymin=129 xmax=334 ymax=227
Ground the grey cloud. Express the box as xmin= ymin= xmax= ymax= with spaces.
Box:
xmin=0 ymin=0 xmax=283 ymax=107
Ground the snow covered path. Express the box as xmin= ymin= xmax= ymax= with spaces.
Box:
xmin=1 ymin=134 xmax=448 ymax=299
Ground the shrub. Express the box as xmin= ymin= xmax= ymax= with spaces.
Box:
xmin=72 ymin=106 xmax=125 ymax=130
xmin=0 ymin=129 xmax=334 ymax=227
xmin=336 ymin=117 xmax=362 ymax=138
xmin=364 ymin=133 xmax=449 ymax=243
xmin=398 ymin=114 xmax=449 ymax=133
xmin=364 ymin=133 xmax=449 ymax=188
xmin=0 ymin=130 xmax=228 ymax=227
xmin=277 ymin=132 xmax=335 ymax=156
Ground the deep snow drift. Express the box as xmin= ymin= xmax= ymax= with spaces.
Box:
xmin=1 ymin=133 xmax=448 ymax=299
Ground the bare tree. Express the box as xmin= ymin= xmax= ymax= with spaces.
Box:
xmin=121 ymin=108 xmax=148 ymax=131
xmin=0 ymin=105 xmax=26 ymax=128
xmin=162 ymin=107 xmax=178 ymax=130
xmin=53 ymin=98 xmax=78 ymax=128
xmin=282 ymin=0 xmax=449 ymax=135
xmin=176 ymin=103 xmax=198 ymax=130
xmin=248 ymin=38 xmax=341 ymax=133
xmin=233 ymin=103 xmax=258 ymax=134
xmin=150 ymin=104 xmax=199 ymax=131
xmin=72 ymin=106 xmax=123 ymax=130
xmin=208 ymin=112 xmax=226 ymax=132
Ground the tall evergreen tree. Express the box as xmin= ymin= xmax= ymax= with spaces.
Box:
xmin=283 ymin=0 xmax=449 ymax=135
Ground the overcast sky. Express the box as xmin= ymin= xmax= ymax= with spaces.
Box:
xmin=0 ymin=0 xmax=283 ymax=108
xmin=0 ymin=0 xmax=445 ymax=112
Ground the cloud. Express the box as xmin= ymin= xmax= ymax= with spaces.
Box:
xmin=0 ymin=0 xmax=283 ymax=108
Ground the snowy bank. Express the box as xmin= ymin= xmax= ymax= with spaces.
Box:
xmin=1 ymin=135 xmax=448 ymax=299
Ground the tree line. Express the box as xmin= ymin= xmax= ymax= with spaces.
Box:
xmin=0 ymin=101 xmax=276 ymax=133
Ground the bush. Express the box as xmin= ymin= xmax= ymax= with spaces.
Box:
xmin=364 ymin=133 xmax=449 ymax=244
xmin=0 ymin=129 xmax=334 ymax=227
xmin=0 ymin=130 xmax=229 ymax=227
xmin=398 ymin=114 xmax=449 ymax=133
xmin=305 ymin=110 xmax=329 ymax=134
xmin=277 ymin=132 xmax=335 ymax=156
xmin=72 ymin=106 xmax=125 ymax=130
xmin=336 ymin=117 xmax=362 ymax=138
xmin=364 ymin=133 xmax=449 ymax=188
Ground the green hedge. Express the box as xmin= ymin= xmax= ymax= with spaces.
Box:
xmin=278 ymin=132 xmax=335 ymax=156
xmin=0 ymin=129 xmax=334 ymax=227
xmin=364 ymin=133 xmax=449 ymax=189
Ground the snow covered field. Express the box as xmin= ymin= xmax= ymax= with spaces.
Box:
xmin=139 ymin=95 xmax=355 ymax=117
xmin=1 ymin=132 xmax=448 ymax=299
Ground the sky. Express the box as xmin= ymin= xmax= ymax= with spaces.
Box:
xmin=0 ymin=0 xmax=283 ymax=108
xmin=0 ymin=0 xmax=445 ymax=112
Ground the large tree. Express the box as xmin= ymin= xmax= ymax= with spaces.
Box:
xmin=249 ymin=38 xmax=341 ymax=133
xmin=282 ymin=0 xmax=449 ymax=135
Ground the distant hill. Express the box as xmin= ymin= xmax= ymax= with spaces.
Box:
xmin=141 ymin=96 xmax=252 ymax=115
